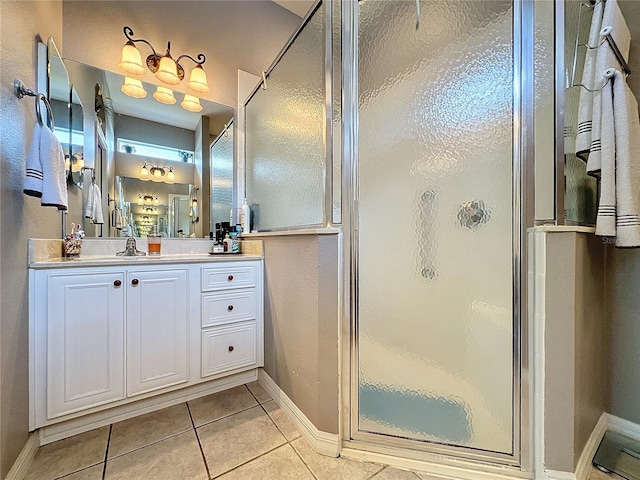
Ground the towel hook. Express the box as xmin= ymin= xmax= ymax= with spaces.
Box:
xmin=14 ymin=79 xmax=54 ymax=129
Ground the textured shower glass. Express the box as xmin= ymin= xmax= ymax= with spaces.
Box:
xmin=357 ymin=0 xmax=515 ymax=454
xmin=332 ymin=0 xmax=342 ymax=224
xmin=564 ymin=0 xmax=598 ymax=225
xmin=245 ymin=5 xmax=324 ymax=230
xmin=211 ymin=126 xmax=234 ymax=228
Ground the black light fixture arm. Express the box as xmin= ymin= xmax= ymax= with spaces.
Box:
xmin=123 ymin=26 xmax=159 ymax=57
xmin=176 ymin=53 xmax=206 ymax=67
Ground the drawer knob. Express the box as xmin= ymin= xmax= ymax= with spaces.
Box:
xmin=113 ymin=280 xmax=122 ymax=287
xmin=227 ymin=275 xmax=234 ymax=281
xmin=132 ymin=278 xmax=139 ymax=286
xmin=228 ymin=345 xmax=234 ymax=352
xmin=227 ymin=305 xmax=234 ymax=312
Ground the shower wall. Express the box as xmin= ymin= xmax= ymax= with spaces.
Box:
xmin=210 ymin=126 xmax=233 ymax=227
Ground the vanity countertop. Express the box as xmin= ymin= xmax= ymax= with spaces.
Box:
xmin=28 ymin=238 xmax=263 ymax=269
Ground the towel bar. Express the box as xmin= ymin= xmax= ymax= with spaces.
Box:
xmin=13 ymin=79 xmax=55 ymax=129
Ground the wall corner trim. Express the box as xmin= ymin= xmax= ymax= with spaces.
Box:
xmin=4 ymin=432 xmax=40 ymax=480
xmin=258 ymin=369 xmax=340 ymax=457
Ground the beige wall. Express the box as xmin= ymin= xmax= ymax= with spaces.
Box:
xmin=604 ymin=0 xmax=640 ymax=427
xmin=0 ymin=1 xmax=63 ymax=476
xmin=258 ymin=234 xmax=340 ymax=434
xmin=543 ymin=231 xmax=608 ymax=472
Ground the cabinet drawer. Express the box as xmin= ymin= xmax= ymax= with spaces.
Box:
xmin=201 ymin=264 xmax=257 ymax=291
xmin=202 ymin=322 xmax=257 ymax=377
xmin=202 ymin=289 xmax=256 ymax=327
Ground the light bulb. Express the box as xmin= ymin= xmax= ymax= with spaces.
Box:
xmin=118 ymin=41 xmax=145 ymax=76
xmin=155 ymin=55 xmax=180 ymax=85
xmin=153 ymin=86 xmax=176 ymax=105
xmin=187 ymin=65 xmax=210 ymax=94
xmin=121 ymin=77 xmax=147 ymax=98
xmin=167 ymin=168 xmax=175 ymax=183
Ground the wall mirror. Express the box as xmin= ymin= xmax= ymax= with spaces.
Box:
xmin=53 ymin=57 xmax=233 ymax=238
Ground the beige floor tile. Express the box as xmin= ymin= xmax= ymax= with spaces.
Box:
xmin=104 ymin=430 xmax=207 ymax=480
xmin=373 ymin=466 xmax=422 ymax=479
xmin=24 ymin=426 xmax=109 ymax=480
xmin=246 ymin=381 xmax=272 ymax=403
xmin=589 ymin=465 xmax=614 ymax=480
xmin=108 ymin=403 xmax=192 ymax=458
xmin=292 ymin=437 xmax=384 ymax=480
xmin=188 ymin=385 xmax=258 ymax=427
xmin=216 ymin=444 xmax=314 ymax=480
xmin=197 ymin=405 xmax=287 ymax=477
xmin=262 ymin=400 xmax=301 ymax=441
xmin=58 ymin=464 xmax=104 ymax=479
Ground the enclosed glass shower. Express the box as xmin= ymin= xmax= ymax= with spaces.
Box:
xmin=350 ymin=0 xmax=521 ymax=462
xmin=244 ymin=0 xmax=527 ymax=467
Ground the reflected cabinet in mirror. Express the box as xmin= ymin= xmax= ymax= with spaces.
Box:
xmin=50 ymin=56 xmax=233 ymax=238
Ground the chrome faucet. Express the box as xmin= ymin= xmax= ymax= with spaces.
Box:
xmin=116 ymin=237 xmax=146 ymax=256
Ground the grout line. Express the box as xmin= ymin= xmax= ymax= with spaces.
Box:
xmin=209 ymin=444 xmax=287 ymax=479
xmin=289 ymin=439 xmax=320 ymax=480
xmin=187 ymin=402 xmax=212 ymax=480
xmin=364 ymin=464 xmax=387 ymax=479
xmin=104 ymin=428 xmax=195 ymax=461
xmin=102 ymin=424 xmax=112 ymax=480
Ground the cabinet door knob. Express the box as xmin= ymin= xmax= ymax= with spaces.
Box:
xmin=227 ymin=275 xmax=234 ymax=282
xmin=131 ymin=278 xmax=139 ymax=286
xmin=227 ymin=305 xmax=234 ymax=312
xmin=113 ymin=280 xmax=122 ymax=287
xmin=228 ymin=345 xmax=234 ymax=352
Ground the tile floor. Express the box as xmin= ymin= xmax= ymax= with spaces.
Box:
xmin=24 ymin=381 xmax=617 ymax=480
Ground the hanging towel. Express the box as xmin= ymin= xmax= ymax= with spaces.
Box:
xmin=39 ymin=124 xmax=67 ymax=210
xmin=85 ymin=182 xmax=104 ymax=224
xmin=576 ymin=0 xmax=631 ymax=163
xmin=574 ymin=0 xmax=604 ymax=158
xmin=589 ymin=69 xmax=640 ymax=247
xmin=612 ymin=69 xmax=640 ymax=247
xmin=24 ymin=123 xmax=44 ymax=197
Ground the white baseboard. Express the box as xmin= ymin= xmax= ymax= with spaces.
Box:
xmin=258 ymin=369 xmax=340 ymax=457
xmin=4 ymin=432 xmax=40 ymax=480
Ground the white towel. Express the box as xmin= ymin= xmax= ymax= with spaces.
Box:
xmin=24 ymin=123 xmax=44 ymax=197
xmin=576 ymin=0 xmax=631 ymax=164
xmin=85 ymin=182 xmax=104 ymax=224
xmin=41 ymin=125 xmax=68 ymax=210
xmin=575 ymin=0 xmax=604 ymax=159
xmin=590 ymin=69 xmax=640 ymax=247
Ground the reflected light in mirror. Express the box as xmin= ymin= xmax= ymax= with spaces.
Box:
xmin=167 ymin=167 xmax=175 ymax=183
xmin=156 ymin=54 xmax=180 ymax=85
xmin=121 ymin=77 xmax=147 ymax=98
xmin=153 ymin=86 xmax=176 ymax=104
xmin=181 ymin=94 xmax=203 ymax=112
xmin=118 ymin=41 xmax=145 ymax=76
xmin=140 ymin=162 xmax=149 ymax=179
xmin=187 ymin=65 xmax=210 ymax=94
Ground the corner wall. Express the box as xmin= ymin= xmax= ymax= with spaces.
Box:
xmin=256 ymin=233 xmax=340 ymax=434
xmin=0 ymin=1 xmax=63 ymax=476
xmin=535 ymin=228 xmax=608 ymax=473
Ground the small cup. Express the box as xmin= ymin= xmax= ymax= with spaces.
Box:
xmin=148 ymin=234 xmax=161 ymax=256
xmin=64 ymin=238 xmax=82 ymax=257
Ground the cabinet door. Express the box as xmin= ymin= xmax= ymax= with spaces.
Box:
xmin=47 ymin=272 xmax=125 ymax=419
xmin=127 ymin=269 xmax=188 ymax=396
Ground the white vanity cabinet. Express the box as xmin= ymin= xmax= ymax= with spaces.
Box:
xmin=29 ymin=258 xmax=263 ymax=433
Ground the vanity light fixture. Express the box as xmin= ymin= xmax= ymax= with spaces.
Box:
xmin=140 ymin=162 xmax=170 ymax=181
xmin=121 ymin=77 xmax=147 ymax=98
xmin=137 ymin=194 xmax=159 ymax=206
xmin=118 ymin=26 xmax=210 ymax=93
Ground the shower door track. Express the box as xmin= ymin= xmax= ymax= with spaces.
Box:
xmin=340 ymin=0 xmax=534 ymax=472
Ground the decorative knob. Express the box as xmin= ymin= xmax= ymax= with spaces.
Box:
xmin=227 ymin=305 xmax=234 ymax=312
xmin=227 ymin=275 xmax=234 ymax=281
xmin=132 ymin=278 xmax=139 ymax=286
xmin=113 ymin=280 xmax=122 ymax=287
xmin=228 ymin=345 xmax=234 ymax=352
